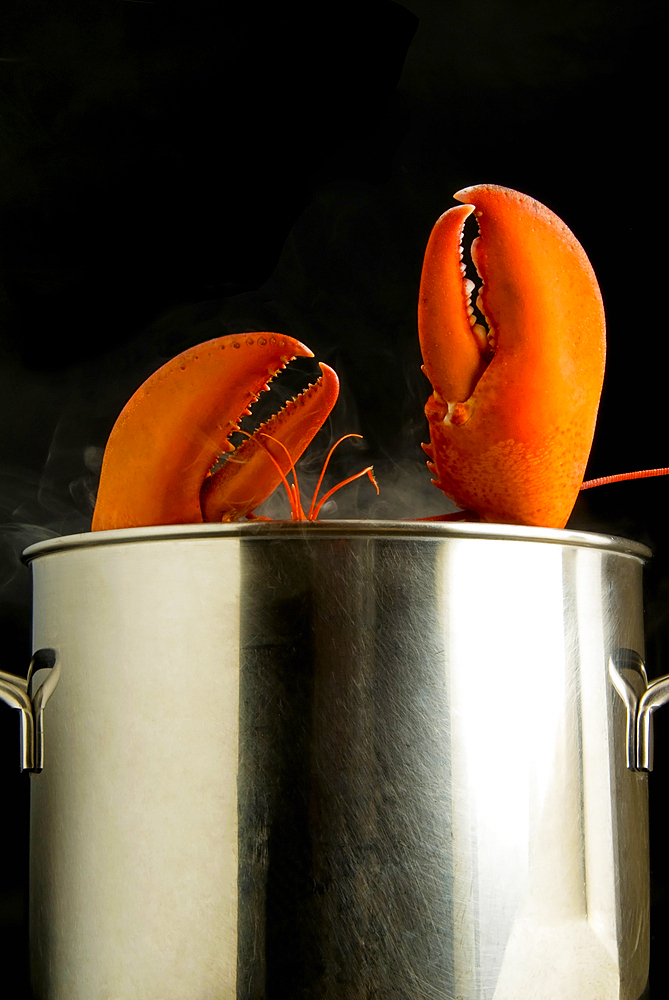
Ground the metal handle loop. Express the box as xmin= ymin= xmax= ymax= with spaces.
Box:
xmin=0 ymin=649 xmax=61 ymax=772
xmin=609 ymin=648 xmax=669 ymax=772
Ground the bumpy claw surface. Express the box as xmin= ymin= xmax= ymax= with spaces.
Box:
xmin=92 ymin=334 xmax=338 ymax=530
xmin=418 ymin=184 xmax=606 ymax=528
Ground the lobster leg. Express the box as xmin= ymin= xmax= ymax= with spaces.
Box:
xmin=419 ymin=184 xmax=606 ymax=529
xmin=92 ymin=334 xmax=338 ymax=530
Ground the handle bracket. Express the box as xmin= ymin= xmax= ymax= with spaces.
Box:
xmin=0 ymin=648 xmax=61 ymax=772
xmin=609 ymin=648 xmax=669 ymax=772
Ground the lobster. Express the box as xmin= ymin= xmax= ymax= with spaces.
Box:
xmin=418 ymin=182 xmax=606 ymax=529
xmin=92 ymin=335 xmax=342 ymax=530
xmin=91 ymin=184 xmax=663 ymax=532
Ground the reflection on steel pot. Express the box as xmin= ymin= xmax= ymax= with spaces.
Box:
xmin=2 ymin=521 xmax=668 ymax=999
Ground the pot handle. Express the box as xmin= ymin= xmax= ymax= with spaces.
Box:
xmin=609 ymin=648 xmax=669 ymax=772
xmin=0 ymin=648 xmax=61 ymax=773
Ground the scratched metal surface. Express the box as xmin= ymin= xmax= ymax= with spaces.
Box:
xmin=15 ymin=524 xmax=650 ymax=998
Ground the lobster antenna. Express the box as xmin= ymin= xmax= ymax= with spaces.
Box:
xmin=234 ymin=430 xmax=303 ymax=520
xmin=308 ymin=433 xmax=364 ymax=519
xmin=581 ymin=468 xmax=669 ymax=491
xmin=256 ymin=432 xmax=306 ymax=519
xmin=311 ymin=466 xmax=379 ymax=520
xmin=240 ymin=430 xmax=379 ymax=521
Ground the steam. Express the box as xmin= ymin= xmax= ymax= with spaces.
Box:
xmin=0 ymin=345 xmax=171 ymax=609
xmin=0 ymin=176 xmax=460 ymax=605
xmin=0 ymin=468 xmax=60 ymax=618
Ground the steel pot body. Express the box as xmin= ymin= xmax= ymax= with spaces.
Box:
xmin=9 ymin=522 xmax=662 ymax=999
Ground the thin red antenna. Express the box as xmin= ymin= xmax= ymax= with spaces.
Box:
xmin=236 ymin=430 xmax=303 ymax=519
xmin=235 ymin=429 xmax=378 ymax=520
xmin=581 ymin=468 xmax=669 ymax=491
xmin=311 ymin=466 xmax=379 ymax=520
xmin=257 ymin=432 xmax=306 ymax=519
xmin=308 ymin=433 xmax=363 ymax=520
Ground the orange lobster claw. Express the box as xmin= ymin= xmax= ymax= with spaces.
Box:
xmin=92 ymin=334 xmax=339 ymax=530
xmin=418 ymin=184 xmax=606 ymax=528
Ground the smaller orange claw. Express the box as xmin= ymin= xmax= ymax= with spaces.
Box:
xmin=419 ymin=184 xmax=606 ymax=528
xmin=92 ymin=334 xmax=337 ymax=530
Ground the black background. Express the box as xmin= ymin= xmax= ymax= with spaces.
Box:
xmin=1 ymin=1 xmax=667 ymax=995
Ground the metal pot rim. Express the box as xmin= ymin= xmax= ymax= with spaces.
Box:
xmin=21 ymin=520 xmax=652 ymax=564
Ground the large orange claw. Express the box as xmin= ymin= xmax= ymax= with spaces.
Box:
xmin=418 ymin=184 xmax=606 ymax=528
xmin=92 ymin=334 xmax=339 ymax=530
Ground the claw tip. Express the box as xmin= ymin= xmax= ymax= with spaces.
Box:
xmin=292 ymin=339 xmax=314 ymax=359
xmin=454 ymin=183 xmax=493 ymax=204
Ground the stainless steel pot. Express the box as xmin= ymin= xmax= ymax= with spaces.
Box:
xmin=3 ymin=521 xmax=669 ymax=1000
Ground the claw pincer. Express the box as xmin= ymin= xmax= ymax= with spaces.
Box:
xmin=418 ymin=184 xmax=606 ymax=528
xmin=92 ymin=334 xmax=338 ymax=530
